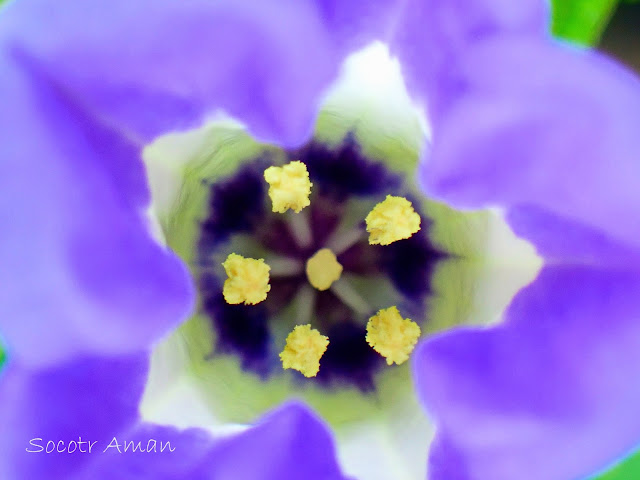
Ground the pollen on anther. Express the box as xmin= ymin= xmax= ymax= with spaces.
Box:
xmin=305 ymin=248 xmax=343 ymax=291
xmin=264 ymin=160 xmax=313 ymax=213
xmin=222 ymin=253 xmax=271 ymax=305
xmin=365 ymin=195 xmax=421 ymax=245
xmin=280 ymin=324 xmax=329 ymax=377
xmin=366 ymin=306 xmax=421 ymax=365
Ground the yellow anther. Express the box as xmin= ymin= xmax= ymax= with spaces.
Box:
xmin=222 ymin=253 xmax=271 ymax=305
xmin=305 ymin=248 xmax=343 ymax=291
xmin=365 ymin=195 xmax=421 ymax=245
xmin=366 ymin=306 xmax=421 ymax=365
xmin=264 ymin=161 xmax=313 ymax=213
xmin=280 ymin=324 xmax=329 ymax=377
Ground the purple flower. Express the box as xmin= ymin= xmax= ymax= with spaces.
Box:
xmin=1 ymin=0 xmax=640 ymax=479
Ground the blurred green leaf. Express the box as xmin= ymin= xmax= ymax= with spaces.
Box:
xmin=590 ymin=449 xmax=640 ymax=479
xmin=552 ymin=0 xmax=619 ymax=45
xmin=0 ymin=345 xmax=5 ymax=370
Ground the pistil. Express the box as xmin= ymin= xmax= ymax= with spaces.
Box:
xmin=305 ymin=248 xmax=343 ymax=291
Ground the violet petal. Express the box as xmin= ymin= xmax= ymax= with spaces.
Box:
xmin=414 ymin=265 xmax=640 ymax=480
xmin=420 ymin=38 xmax=640 ymax=250
xmin=1 ymin=354 xmax=348 ymax=480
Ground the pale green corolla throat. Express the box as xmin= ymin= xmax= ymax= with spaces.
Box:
xmin=220 ymin=160 xmax=422 ymax=378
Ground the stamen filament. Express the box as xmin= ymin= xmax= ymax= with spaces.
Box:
xmin=286 ymin=209 xmax=313 ymax=249
xmin=264 ymin=256 xmax=303 ymax=277
xmin=330 ymin=276 xmax=371 ymax=316
xmin=325 ymin=227 xmax=365 ymax=255
xmin=294 ymin=285 xmax=316 ymax=326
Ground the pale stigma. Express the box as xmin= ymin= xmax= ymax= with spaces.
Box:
xmin=305 ymin=248 xmax=343 ymax=291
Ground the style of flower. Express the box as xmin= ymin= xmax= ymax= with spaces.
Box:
xmin=2 ymin=1 xmax=640 ymax=480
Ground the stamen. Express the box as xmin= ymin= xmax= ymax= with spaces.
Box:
xmin=280 ymin=324 xmax=329 ymax=377
xmin=305 ymin=248 xmax=343 ymax=291
xmin=264 ymin=255 xmax=303 ymax=277
xmin=264 ymin=160 xmax=312 ymax=214
xmin=325 ymin=226 xmax=365 ymax=255
xmin=365 ymin=195 xmax=421 ymax=245
xmin=330 ymin=276 xmax=371 ymax=316
xmin=365 ymin=306 xmax=421 ymax=365
xmin=222 ymin=253 xmax=271 ymax=305
xmin=294 ymin=285 xmax=316 ymax=326
xmin=286 ymin=208 xmax=313 ymax=248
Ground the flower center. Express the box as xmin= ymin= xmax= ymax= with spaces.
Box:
xmin=197 ymin=138 xmax=441 ymax=391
